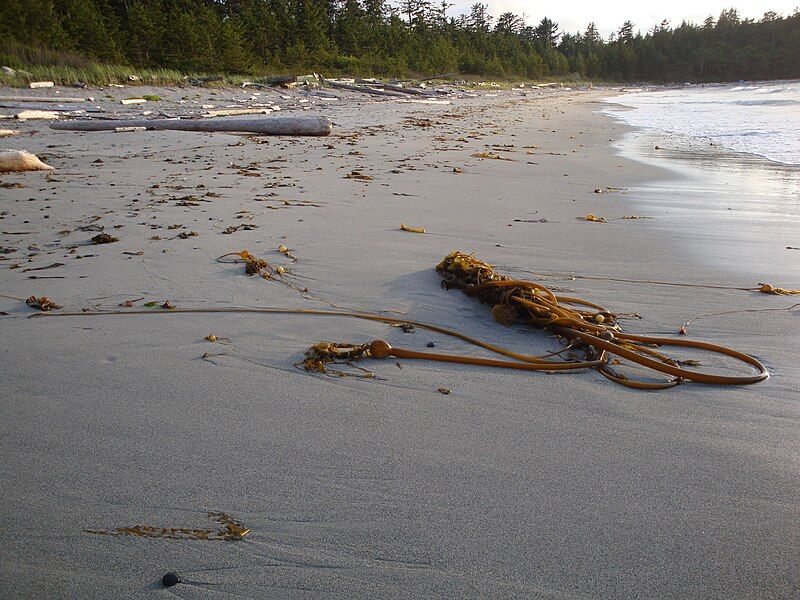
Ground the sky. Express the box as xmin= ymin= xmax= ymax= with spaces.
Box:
xmin=447 ymin=1 xmax=799 ymax=37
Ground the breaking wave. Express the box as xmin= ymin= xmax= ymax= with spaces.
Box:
xmin=604 ymin=81 xmax=800 ymax=165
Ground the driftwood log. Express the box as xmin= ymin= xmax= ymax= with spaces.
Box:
xmin=321 ymin=79 xmax=406 ymax=97
xmin=0 ymin=96 xmax=90 ymax=103
xmin=375 ymin=83 xmax=433 ymax=96
xmin=50 ymin=115 xmax=332 ymax=136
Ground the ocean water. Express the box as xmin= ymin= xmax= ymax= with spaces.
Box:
xmin=604 ymin=81 xmax=800 ymax=166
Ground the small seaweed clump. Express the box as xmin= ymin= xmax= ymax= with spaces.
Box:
xmin=242 ymin=252 xmax=272 ymax=277
xmin=91 ymin=233 xmax=119 ymax=244
xmin=302 ymin=342 xmax=374 ymax=378
xmin=26 ymin=296 xmax=62 ymax=311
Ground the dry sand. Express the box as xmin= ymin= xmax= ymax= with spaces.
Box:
xmin=1 ymin=84 xmax=798 ymax=598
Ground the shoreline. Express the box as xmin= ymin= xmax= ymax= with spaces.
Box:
xmin=601 ymin=80 xmax=800 ymax=167
xmin=601 ymin=114 xmax=800 ymax=284
xmin=1 ymin=86 xmax=799 ymax=598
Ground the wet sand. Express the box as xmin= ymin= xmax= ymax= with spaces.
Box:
xmin=1 ymin=85 xmax=798 ymax=598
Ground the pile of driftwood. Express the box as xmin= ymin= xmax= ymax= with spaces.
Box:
xmin=322 ymin=74 xmax=452 ymax=98
xmin=2 ymin=71 xmax=455 ymax=137
xmin=245 ymin=72 xmax=452 ymax=99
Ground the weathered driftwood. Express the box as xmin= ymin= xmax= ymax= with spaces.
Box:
xmin=0 ymin=96 xmax=89 ymax=103
xmin=50 ymin=115 xmax=332 ymax=136
xmin=16 ymin=110 xmax=61 ymax=120
xmin=321 ymin=79 xmax=405 ymax=97
xmin=376 ymin=83 xmax=433 ymax=96
xmin=202 ymin=108 xmax=277 ymax=117
xmin=1 ymin=104 xmax=101 ymax=113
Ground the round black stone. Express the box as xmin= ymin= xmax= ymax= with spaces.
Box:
xmin=162 ymin=572 xmax=181 ymax=587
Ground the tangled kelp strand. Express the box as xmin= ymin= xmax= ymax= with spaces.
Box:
xmin=431 ymin=251 xmax=769 ymax=388
xmin=302 ymin=341 xmax=376 ymax=378
xmin=29 ymin=250 xmax=780 ymax=390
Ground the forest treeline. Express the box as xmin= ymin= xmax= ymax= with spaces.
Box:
xmin=1 ymin=0 xmax=799 ymax=82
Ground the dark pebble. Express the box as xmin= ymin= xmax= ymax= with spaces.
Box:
xmin=162 ymin=572 xmax=181 ymax=587
xmin=427 ymin=342 xmax=435 ymax=348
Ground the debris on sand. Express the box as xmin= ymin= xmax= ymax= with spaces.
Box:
xmin=471 ymin=151 xmax=513 ymax=161
xmin=758 ymin=283 xmax=800 ymax=295
xmin=91 ymin=233 xmax=119 ymax=244
xmin=118 ymin=298 xmax=144 ymax=307
xmin=344 ymin=170 xmax=372 ymax=181
xmin=0 ymin=150 xmax=54 ymax=173
xmin=302 ymin=341 xmax=376 ymax=379
xmin=83 ymin=511 xmax=250 ymax=541
xmin=278 ymin=244 xmax=298 ymax=262
xmin=400 ymin=223 xmax=425 ymax=234
xmin=222 ymin=224 xmax=258 ymax=234
xmin=579 ymin=214 xmax=606 ymax=223
xmin=22 ymin=262 xmax=64 ymax=273
xmin=26 ymin=296 xmax=62 ymax=311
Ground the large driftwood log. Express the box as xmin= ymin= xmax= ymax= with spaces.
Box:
xmin=50 ymin=115 xmax=332 ymax=136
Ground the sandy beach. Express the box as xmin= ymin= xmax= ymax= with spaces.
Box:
xmin=1 ymin=84 xmax=799 ymax=598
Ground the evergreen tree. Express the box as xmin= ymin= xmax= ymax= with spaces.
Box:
xmin=0 ymin=0 xmax=798 ymax=83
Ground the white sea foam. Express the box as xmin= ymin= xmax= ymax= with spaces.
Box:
xmin=604 ymin=81 xmax=800 ymax=165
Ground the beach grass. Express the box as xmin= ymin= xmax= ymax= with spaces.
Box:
xmin=0 ymin=41 xmax=603 ymax=89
